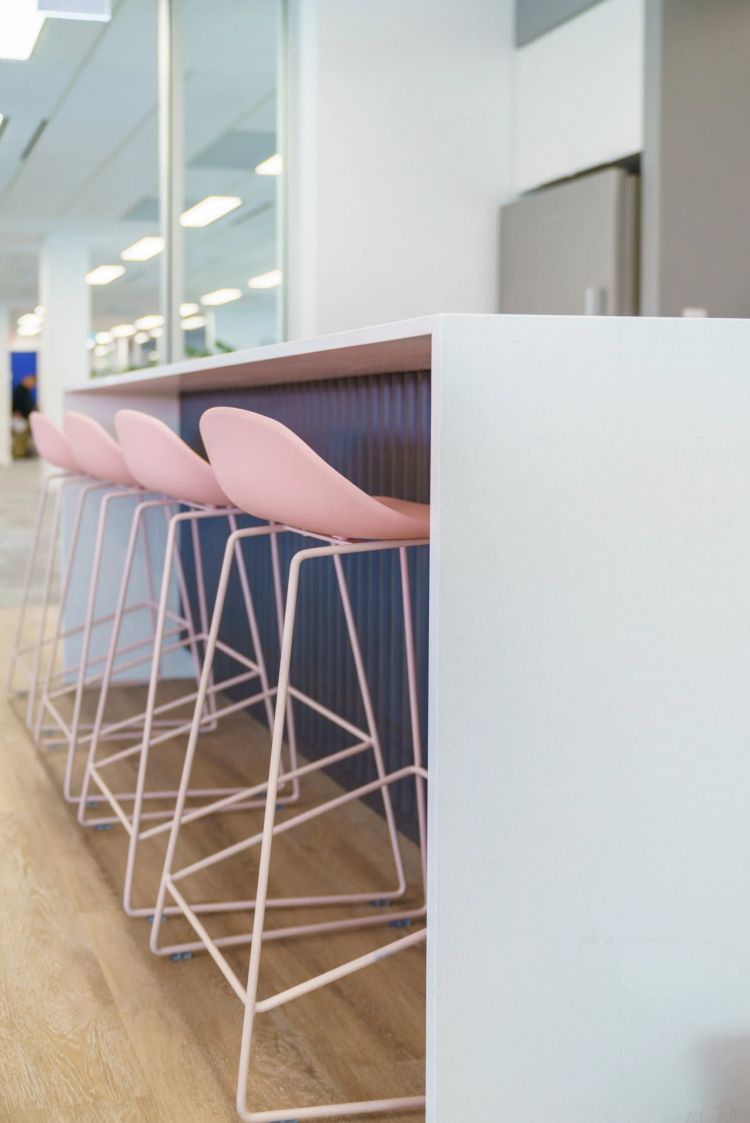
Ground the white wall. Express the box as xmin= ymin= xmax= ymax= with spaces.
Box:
xmin=514 ymin=0 xmax=645 ymax=193
xmin=286 ymin=0 xmax=515 ymax=338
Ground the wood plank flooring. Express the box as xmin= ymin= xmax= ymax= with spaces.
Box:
xmin=0 ymin=606 xmax=425 ymax=1123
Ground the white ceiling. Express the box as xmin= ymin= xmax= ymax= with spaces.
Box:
xmin=0 ymin=0 xmax=281 ymax=332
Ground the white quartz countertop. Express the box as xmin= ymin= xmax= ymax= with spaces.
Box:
xmin=66 ymin=315 xmax=443 ymax=396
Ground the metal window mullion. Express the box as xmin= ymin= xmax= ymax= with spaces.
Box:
xmin=158 ymin=0 xmax=184 ymax=364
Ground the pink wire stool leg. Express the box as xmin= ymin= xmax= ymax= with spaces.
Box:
xmin=332 ymin=552 xmax=406 ymax=897
xmin=7 ymin=470 xmax=79 ymax=699
xmin=189 ymin=515 xmax=218 ymax=731
xmin=234 ymin=544 xmax=427 ymax=1121
xmin=77 ymin=496 xmax=179 ymax=824
xmin=80 ymin=513 xmax=279 ymax=917
xmin=149 ymin=537 xmax=427 ymax=966
xmin=61 ymin=488 xmax=143 ymax=802
xmin=31 ymin=478 xmax=111 ymax=742
xmin=270 ymin=529 xmax=299 ymax=798
xmin=20 ymin=474 xmax=64 ymax=723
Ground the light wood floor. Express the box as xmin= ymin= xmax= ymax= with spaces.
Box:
xmin=0 ymin=608 xmax=425 ymax=1123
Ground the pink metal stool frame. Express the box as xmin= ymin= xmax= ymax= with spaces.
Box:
xmin=74 ymin=408 xmax=295 ymax=915
xmin=76 ymin=502 xmax=293 ymax=914
xmin=6 ymin=464 xmax=87 ymax=713
xmin=6 ymin=414 xmax=89 ymax=725
xmin=149 ymin=408 xmax=429 ymax=1121
xmin=33 ymin=413 xmax=198 ymax=802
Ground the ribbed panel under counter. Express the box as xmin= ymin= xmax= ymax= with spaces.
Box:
xmin=179 ymin=369 xmax=431 ymax=830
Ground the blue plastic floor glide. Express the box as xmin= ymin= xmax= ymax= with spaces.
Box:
xmin=85 ymin=800 xmax=99 ymax=809
xmin=389 ymin=918 xmax=412 ymax=929
xmin=94 ymin=823 xmax=113 ymax=831
xmin=147 ymin=914 xmax=169 ymax=924
xmin=170 ymin=950 xmax=192 ymax=962
xmin=275 ymin=803 xmax=285 ymax=813
xmin=370 ymin=898 xmax=389 ymax=908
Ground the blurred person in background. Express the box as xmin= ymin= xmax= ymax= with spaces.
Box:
xmin=11 ymin=374 xmax=37 ymax=459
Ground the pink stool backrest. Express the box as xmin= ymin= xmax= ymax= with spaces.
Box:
xmin=64 ymin=412 xmax=139 ymax=487
xmin=200 ymin=407 xmax=428 ymax=540
xmin=29 ymin=413 xmax=80 ymax=474
xmin=115 ymin=410 xmax=229 ymax=506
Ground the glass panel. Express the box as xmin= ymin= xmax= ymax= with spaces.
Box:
xmin=178 ymin=0 xmax=283 ymax=356
xmin=0 ymin=0 xmax=160 ymax=384
xmin=85 ymin=0 xmax=161 ymax=374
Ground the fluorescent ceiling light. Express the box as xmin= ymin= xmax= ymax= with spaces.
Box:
xmin=255 ymin=153 xmax=282 ymax=176
xmin=248 ymin=269 xmax=282 ymax=290
xmin=18 ymin=312 xmax=42 ymax=327
xmin=134 ymin=331 xmax=150 ymax=344
xmin=121 ymin=235 xmax=164 ymax=262
xmin=17 ymin=323 xmax=41 ymax=337
xmin=149 ymin=326 xmax=164 ymax=338
xmin=179 ymin=302 xmax=199 ymax=317
xmin=34 ymin=304 xmax=44 ymax=316
xmin=200 ymin=288 xmax=242 ymax=306
xmin=111 ymin=323 xmax=136 ymax=338
xmin=180 ymin=195 xmax=241 ymax=228
xmin=86 ymin=264 xmax=125 ymax=285
xmin=95 ymin=331 xmax=113 ymax=344
xmin=0 ymin=1 xmax=46 ymax=60
xmin=94 ymin=344 xmax=114 ymax=356
xmin=134 ymin=313 xmax=164 ymax=330
xmin=181 ymin=315 xmax=206 ymax=331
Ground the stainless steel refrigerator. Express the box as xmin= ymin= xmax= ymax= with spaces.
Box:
xmin=500 ymin=166 xmax=639 ymax=316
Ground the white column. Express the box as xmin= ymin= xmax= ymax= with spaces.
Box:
xmin=38 ymin=235 xmax=90 ymax=426
xmin=285 ymin=0 xmax=514 ymax=338
xmin=0 ymin=303 xmax=10 ymax=466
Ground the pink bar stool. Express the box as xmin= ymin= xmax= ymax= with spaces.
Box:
xmin=76 ymin=409 xmax=290 ymax=919
xmin=151 ymin=407 xmax=429 ymax=1122
xmin=7 ymin=414 xmax=89 ymax=726
xmin=33 ymin=410 xmax=180 ymax=804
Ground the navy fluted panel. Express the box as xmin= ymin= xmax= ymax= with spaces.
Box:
xmin=179 ymin=370 xmax=430 ymax=830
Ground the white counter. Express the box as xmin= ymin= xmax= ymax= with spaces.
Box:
xmin=66 ymin=312 xmax=750 ymax=1123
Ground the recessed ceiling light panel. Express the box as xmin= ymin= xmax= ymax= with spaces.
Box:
xmin=181 ymin=315 xmax=207 ymax=331
xmin=38 ymin=0 xmax=111 ymax=21
xmin=200 ymin=288 xmax=242 ymax=306
xmin=0 ymin=2 xmax=45 ymax=60
xmin=86 ymin=264 xmax=125 ymax=286
xmin=134 ymin=314 xmax=164 ymax=331
xmin=122 ymin=236 xmax=164 ymax=262
xmin=248 ymin=269 xmax=282 ymax=290
xmin=255 ymin=153 xmax=282 ymax=176
xmin=180 ymin=195 xmax=242 ymax=228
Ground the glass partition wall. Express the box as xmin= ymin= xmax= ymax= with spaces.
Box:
xmin=73 ymin=0 xmax=161 ymax=376
xmin=178 ymin=0 xmax=283 ymax=358
xmin=92 ymin=0 xmax=284 ymax=375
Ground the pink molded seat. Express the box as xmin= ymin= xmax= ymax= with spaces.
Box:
xmin=30 ymin=413 xmax=81 ymax=474
xmin=115 ymin=410 xmax=230 ymax=507
xmin=64 ymin=412 xmax=139 ymax=487
xmin=200 ymin=407 xmax=430 ymax=541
